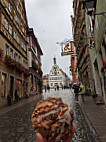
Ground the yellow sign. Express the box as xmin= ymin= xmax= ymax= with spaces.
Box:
xmin=61 ymin=51 xmax=74 ymax=56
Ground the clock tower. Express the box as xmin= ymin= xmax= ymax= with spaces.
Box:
xmin=53 ymin=56 xmax=56 ymax=64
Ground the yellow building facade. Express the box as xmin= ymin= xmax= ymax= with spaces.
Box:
xmin=0 ymin=0 xmax=29 ymax=100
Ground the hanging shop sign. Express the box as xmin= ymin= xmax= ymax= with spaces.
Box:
xmin=61 ymin=41 xmax=74 ymax=56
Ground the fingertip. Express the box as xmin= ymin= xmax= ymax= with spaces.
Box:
xmin=36 ymin=133 xmax=45 ymax=142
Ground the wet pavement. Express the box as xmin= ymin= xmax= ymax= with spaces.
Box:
xmin=0 ymin=89 xmax=99 ymax=142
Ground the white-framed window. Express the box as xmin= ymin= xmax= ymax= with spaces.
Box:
xmin=17 ymin=35 xmax=20 ymax=44
xmin=21 ymin=41 xmax=23 ymax=49
xmin=14 ymin=31 xmax=17 ymax=40
xmin=51 ymin=83 xmax=53 ymax=86
xmin=27 ymin=36 xmax=29 ymax=43
xmin=6 ymin=44 xmax=9 ymax=55
xmin=4 ymin=17 xmax=8 ymax=30
xmin=23 ymin=44 xmax=26 ymax=51
xmin=8 ymin=2 xmax=12 ymax=13
xmin=15 ymin=15 xmax=19 ymax=24
xmin=10 ymin=48 xmax=13 ymax=58
xmin=22 ymin=26 xmax=24 ymax=33
xmin=9 ymin=24 xmax=12 ymax=35
xmin=14 ymin=53 xmax=18 ymax=61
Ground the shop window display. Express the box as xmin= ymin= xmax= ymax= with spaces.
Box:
xmin=1 ymin=74 xmax=6 ymax=97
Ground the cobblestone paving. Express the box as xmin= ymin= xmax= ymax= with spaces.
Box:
xmin=0 ymin=89 xmax=98 ymax=142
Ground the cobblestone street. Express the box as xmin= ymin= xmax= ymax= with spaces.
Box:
xmin=0 ymin=89 xmax=100 ymax=142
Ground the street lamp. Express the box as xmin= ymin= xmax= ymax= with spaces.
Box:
xmin=83 ymin=0 xmax=96 ymax=16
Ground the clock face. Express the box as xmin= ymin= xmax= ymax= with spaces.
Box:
xmin=54 ymin=66 xmax=57 ymax=70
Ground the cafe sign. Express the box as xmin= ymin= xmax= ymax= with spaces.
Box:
xmin=61 ymin=41 xmax=74 ymax=56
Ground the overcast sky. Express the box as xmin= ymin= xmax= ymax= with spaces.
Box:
xmin=25 ymin=0 xmax=73 ymax=78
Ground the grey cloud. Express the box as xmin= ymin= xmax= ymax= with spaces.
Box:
xmin=25 ymin=0 xmax=73 ymax=78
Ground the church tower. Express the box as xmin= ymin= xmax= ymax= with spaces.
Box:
xmin=53 ymin=56 xmax=56 ymax=64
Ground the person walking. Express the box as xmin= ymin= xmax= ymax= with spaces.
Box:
xmin=79 ymin=83 xmax=85 ymax=102
xmin=73 ymin=84 xmax=79 ymax=101
xmin=44 ymin=86 xmax=47 ymax=93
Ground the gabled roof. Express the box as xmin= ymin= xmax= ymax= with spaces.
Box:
xmin=27 ymin=28 xmax=43 ymax=55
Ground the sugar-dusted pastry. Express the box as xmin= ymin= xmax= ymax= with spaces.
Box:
xmin=31 ymin=97 xmax=74 ymax=142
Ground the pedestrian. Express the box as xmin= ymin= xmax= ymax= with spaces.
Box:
xmin=14 ymin=89 xmax=19 ymax=102
xmin=57 ymin=85 xmax=59 ymax=90
xmin=7 ymin=90 xmax=12 ymax=105
xmin=45 ymin=86 xmax=47 ymax=93
xmin=47 ymin=85 xmax=49 ymax=92
xmin=54 ymin=86 xmax=56 ymax=91
xmin=74 ymin=84 xmax=79 ymax=101
xmin=79 ymin=83 xmax=85 ymax=102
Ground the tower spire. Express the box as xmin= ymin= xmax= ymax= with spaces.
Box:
xmin=53 ymin=56 xmax=56 ymax=64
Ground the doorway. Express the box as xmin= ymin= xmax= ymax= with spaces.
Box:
xmin=10 ymin=76 xmax=14 ymax=98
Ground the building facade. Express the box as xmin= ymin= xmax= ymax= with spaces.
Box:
xmin=48 ymin=58 xmax=70 ymax=89
xmin=94 ymin=0 xmax=106 ymax=103
xmin=72 ymin=0 xmax=94 ymax=91
xmin=0 ymin=0 xmax=30 ymax=100
xmin=70 ymin=41 xmax=77 ymax=83
xmin=43 ymin=74 xmax=49 ymax=88
xmin=27 ymin=28 xmax=43 ymax=95
xmin=84 ymin=0 xmax=106 ymax=103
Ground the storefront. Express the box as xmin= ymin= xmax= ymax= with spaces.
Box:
xmin=16 ymin=79 xmax=22 ymax=98
xmin=30 ymin=74 xmax=33 ymax=91
xmin=34 ymin=76 xmax=37 ymax=92
xmin=1 ymin=73 xmax=6 ymax=97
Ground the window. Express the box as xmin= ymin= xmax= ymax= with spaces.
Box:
xmin=10 ymin=48 xmax=13 ymax=58
xmin=4 ymin=18 xmax=8 ymax=30
xmin=8 ymin=2 xmax=12 ymax=13
xmin=14 ymin=31 xmax=17 ymax=40
xmin=18 ymin=3 xmax=21 ymax=10
xmin=14 ymin=53 xmax=18 ymax=61
xmin=23 ymin=44 xmax=26 ymax=51
xmin=21 ymin=42 xmax=23 ymax=49
xmin=27 ymin=37 xmax=29 ymax=43
xmin=17 ymin=35 xmax=20 ymax=44
xmin=6 ymin=44 xmax=9 ymax=55
xmin=51 ymin=83 xmax=53 ymax=86
xmin=9 ymin=24 xmax=12 ymax=35
xmin=15 ymin=15 xmax=19 ymax=24
xmin=22 ymin=10 xmax=24 ymax=17
xmin=22 ymin=26 xmax=24 ymax=33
